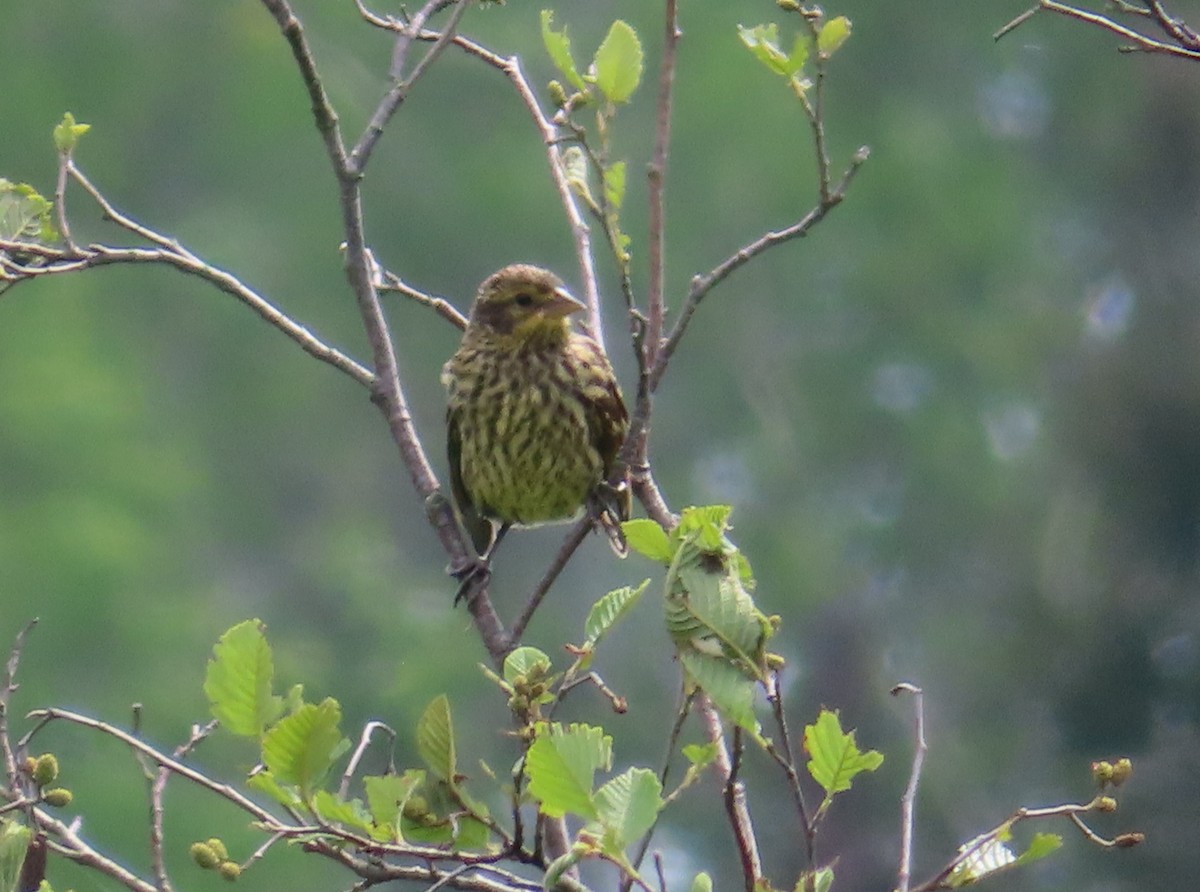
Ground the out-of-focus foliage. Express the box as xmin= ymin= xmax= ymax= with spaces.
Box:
xmin=1 ymin=1 xmax=1197 ymax=890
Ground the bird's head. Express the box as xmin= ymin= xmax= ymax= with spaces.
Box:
xmin=467 ymin=264 xmax=585 ymax=347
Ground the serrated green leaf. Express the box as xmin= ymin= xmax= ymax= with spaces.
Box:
xmin=1013 ymin=832 xmax=1063 ymax=867
xmin=0 ymin=179 xmax=57 ymax=243
xmin=313 ymin=790 xmax=375 ymax=835
xmin=804 ymin=710 xmax=883 ymax=795
xmin=594 ymin=767 xmax=663 ymax=851
xmin=203 ymin=620 xmax=282 ymax=738
xmin=673 ymin=505 xmax=734 ymax=551
xmin=584 ymin=580 xmax=649 ymax=646
xmin=246 ymin=769 xmax=303 ymax=809
xmin=52 ymin=112 xmax=90 ymax=154
xmin=817 ymin=16 xmax=852 ymax=56
xmin=0 ymin=820 xmax=32 ymax=892
xmin=417 ymin=695 xmax=456 ymax=783
xmin=261 ymin=698 xmax=346 ymax=798
xmin=364 ymin=771 xmax=424 ymax=833
xmin=592 ymin=20 xmax=643 ymax=104
xmin=525 ymin=723 xmax=612 ymax=820
xmin=678 ymin=651 xmax=759 ymax=734
xmin=691 ymin=873 xmax=713 ymax=892
xmin=504 ymin=647 xmax=552 ymax=684
xmin=541 ymin=10 xmax=588 ymax=92
xmin=623 ymin=519 xmax=673 ymax=563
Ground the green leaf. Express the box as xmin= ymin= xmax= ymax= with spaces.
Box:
xmin=690 ymin=873 xmax=713 ymax=892
xmin=365 ymin=771 xmax=424 ymax=832
xmin=541 ymin=10 xmax=588 ymax=92
xmin=672 ymin=505 xmax=734 ymax=551
xmin=246 ymin=769 xmax=303 ymax=809
xmin=417 ymin=695 xmax=456 ymax=783
xmin=0 ymin=820 xmax=32 ymax=892
xmin=1013 ymin=832 xmax=1063 ymax=867
xmin=525 ymin=722 xmax=612 ymax=820
xmin=737 ymin=24 xmax=797 ymax=77
xmin=805 ymin=866 xmax=835 ymax=892
xmin=804 ymin=710 xmax=883 ymax=795
xmin=52 ymin=112 xmax=90 ymax=154
xmin=678 ymin=651 xmax=759 ymax=734
xmin=817 ymin=16 xmax=852 ymax=56
xmin=312 ymin=790 xmax=375 ymax=835
xmin=0 ymin=179 xmax=57 ymax=243
xmin=681 ymin=742 xmax=719 ymax=768
xmin=203 ymin=620 xmax=282 ymax=738
xmin=504 ymin=647 xmax=552 ymax=684
xmin=623 ymin=519 xmax=673 ymax=563
xmin=592 ymin=20 xmax=643 ymax=104
xmin=594 ymin=767 xmax=663 ymax=851
xmin=584 ymin=580 xmax=649 ymax=646
xmin=261 ymin=698 xmax=346 ymax=799
xmin=948 ymin=834 xmax=1017 ymax=887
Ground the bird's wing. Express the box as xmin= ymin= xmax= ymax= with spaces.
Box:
xmin=446 ymin=405 xmax=494 ymax=555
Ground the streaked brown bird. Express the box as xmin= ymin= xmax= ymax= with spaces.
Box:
xmin=441 ymin=264 xmax=629 ymax=570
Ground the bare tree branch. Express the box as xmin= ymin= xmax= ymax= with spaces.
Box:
xmin=892 ymin=683 xmax=927 ymax=892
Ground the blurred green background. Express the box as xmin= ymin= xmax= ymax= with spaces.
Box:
xmin=3 ymin=1 xmax=1199 ymax=890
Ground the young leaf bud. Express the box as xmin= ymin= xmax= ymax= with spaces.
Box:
xmin=190 ymin=842 xmax=220 ymax=870
xmin=42 ymin=788 xmax=72 ymax=807
xmin=1110 ymin=757 xmax=1133 ymax=786
xmin=32 ymin=754 xmax=59 ymax=787
xmin=1090 ymin=760 xmax=1114 ymax=786
xmin=218 ymin=861 xmax=242 ymax=882
xmin=1095 ymin=796 xmax=1118 ymax=813
xmin=206 ymin=838 xmax=229 ymax=861
xmin=1114 ymin=832 xmax=1145 ymax=848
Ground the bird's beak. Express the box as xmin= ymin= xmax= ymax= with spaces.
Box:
xmin=543 ymin=286 xmax=587 ymax=319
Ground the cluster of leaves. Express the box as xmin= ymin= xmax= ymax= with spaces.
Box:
xmin=187 ymin=499 xmax=888 ymax=890
xmin=0 ymin=180 xmax=56 ymax=247
xmin=626 ymin=506 xmax=780 ymax=734
xmin=204 ymin=620 xmax=495 ymax=853
xmin=541 ymin=10 xmax=643 ymax=264
xmin=737 ymin=7 xmax=852 ymax=100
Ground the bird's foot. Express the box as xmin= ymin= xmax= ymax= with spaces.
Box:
xmin=449 ymin=554 xmax=491 ymax=605
xmin=587 ymin=485 xmax=630 ymax=558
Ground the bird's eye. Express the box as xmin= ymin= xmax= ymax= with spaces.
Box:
xmin=513 ymin=292 xmax=534 ymax=307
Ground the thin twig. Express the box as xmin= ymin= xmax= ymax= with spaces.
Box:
xmin=54 ymin=152 xmax=76 ymax=252
xmin=995 ymin=0 xmax=1200 ymax=58
xmin=650 ymin=148 xmax=868 ymax=393
xmin=0 ymin=620 xmax=38 ymax=782
xmin=764 ymin=670 xmax=813 ymax=864
xmin=699 ymin=698 xmax=760 ymax=892
xmin=351 ymin=0 xmax=471 ymax=175
xmin=624 ymin=685 xmax=696 ymax=892
xmin=507 ymin=517 xmax=592 ymax=646
xmin=645 ymin=0 xmax=680 ymax=375
xmin=891 ymin=683 xmax=926 ymax=892
xmin=378 ymin=269 xmax=468 ymax=330
xmin=338 ymin=720 xmax=397 ymax=799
